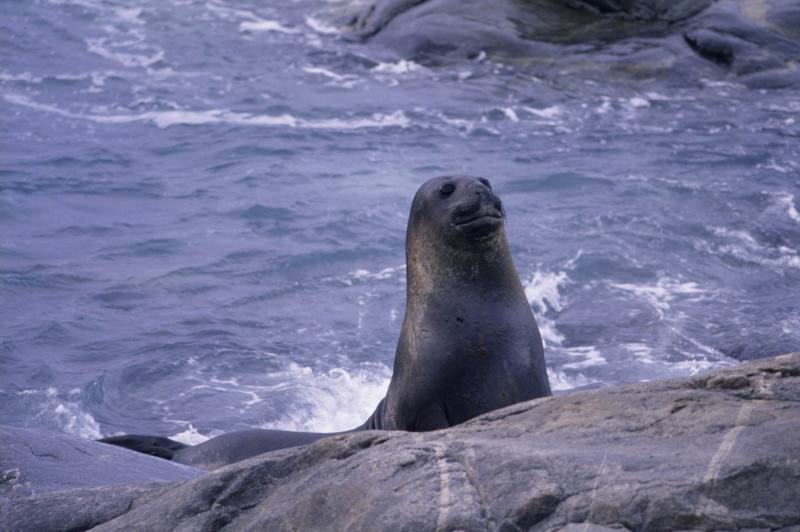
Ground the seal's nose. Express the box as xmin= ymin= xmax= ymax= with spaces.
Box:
xmin=473 ymin=182 xmax=503 ymax=213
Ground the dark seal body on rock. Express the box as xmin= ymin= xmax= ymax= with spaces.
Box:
xmin=99 ymin=175 xmax=550 ymax=469
xmin=360 ymin=175 xmax=551 ymax=430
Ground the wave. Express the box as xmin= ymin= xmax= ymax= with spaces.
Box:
xmin=523 ymin=269 xmax=569 ymax=348
xmin=3 ymin=93 xmax=410 ymax=130
xmin=12 ymin=386 xmax=103 ymax=439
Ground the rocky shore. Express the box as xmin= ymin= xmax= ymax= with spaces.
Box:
xmin=2 ymin=353 xmax=799 ymax=531
xmin=341 ymin=0 xmax=800 ymax=87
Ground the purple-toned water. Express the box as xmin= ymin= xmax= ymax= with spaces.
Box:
xmin=1 ymin=0 xmax=798 ymax=445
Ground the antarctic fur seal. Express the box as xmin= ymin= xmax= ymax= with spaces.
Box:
xmin=100 ymin=175 xmax=551 ymax=469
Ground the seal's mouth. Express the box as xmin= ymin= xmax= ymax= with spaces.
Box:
xmin=452 ymin=196 xmax=503 ymax=225
xmin=452 ymin=203 xmax=504 ymax=238
xmin=450 ymin=188 xmax=504 ymax=238
xmin=453 ymin=212 xmax=503 ymax=227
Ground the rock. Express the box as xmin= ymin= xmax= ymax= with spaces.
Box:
xmin=3 ymin=353 xmax=799 ymax=531
xmin=0 ymin=426 xmax=204 ymax=497
xmin=342 ymin=0 xmax=800 ymax=84
xmin=0 ymin=426 xmax=204 ymax=531
xmin=1 ymin=484 xmax=177 ymax=532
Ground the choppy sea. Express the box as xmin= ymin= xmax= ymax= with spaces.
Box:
xmin=1 ymin=0 xmax=799 ymax=444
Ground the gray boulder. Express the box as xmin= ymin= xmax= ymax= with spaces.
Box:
xmin=342 ymin=0 xmax=800 ymax=86
xmin=0 ymin=426 xmax=204 ymax=531
xmin=0 ymin=426 xmax=203 ymax=497
xmin=3 ymin=353 xmax=799 ymax=531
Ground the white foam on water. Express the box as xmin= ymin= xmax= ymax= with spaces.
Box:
xmin=670 ymin=327 xmax=733 ymax=365
xmin=547 ymin=368 xmax=599 ymax=391
xmin=4 ymin=93 xmax=410 ymax=130
xmin=502 ymin=107 xmax=520 ymax=122
xmin=623 ymin=342 xmax=656 ymax=364
xmin=239 ymin=19 xmax=299 ymax=34
xmin=114 ymin=7 xmax=143 ymax=24
xmin=170 ymin=423 xmax=212 ymax=445
xmin=609 ymin=277 xmax=706 ymax=319
xmin=19 ymin=386 xmax=105 ymax=439
xmin=0 ymin=69 xmax=117 ymax=88
xmin=204 ymin=1 xmax=262 ymax=22
xmin=88 ymin=71 xmax=111 ymax=91
xmin=596 ymin=96 xmax=612 ymax=114
xmin=357 ymin=296 xmax=367 ymax=329
xmin=700 ymin=78 xmax=743 ymax=89
xmin=303 ymin=66 xmax=352 ymax=82
xmin=627 ymin=96 xmax=650 ymax=108
xmin=372 ymin=60 xmax=423 ymax=74
xmin=350 ymin=265 xmax=405 ymax=282
xmin=427 ymin=110 xmax=480 ymax=135
xmin=758 ymin=160 xmax=793 ymax=173
xmin=180 ymin=376 xmax=269 ymax=410
xmin=672 ymin=358 xmax=720 ymax=376
xmin=706 ymin=224 xmax=800 ymax=269
xmin=777 ymin=247 xmax=800 ymax=268
xmin=780 ymin=315 xmax=800 ymax=337
xmin=305 ymin=16 xmax=340 ymax=34
xmin=775 ymin=193 xmax=800 ymax=223
xmin=172 ymin=359 xmax=391 ymax=434
xmin=264 ymin=363 xmax=391 ymax=432
xmin=53 ymin=402 xmax=103 ymax=439
xmin=524 ymin=270 xmax=567 ymax=313
xmin=561 ymin=346 xmax=607 ymax=370
xmin=0 ymin=71 xmax=42 ymax=83
xmin=523 ymin=270 xmax=568 ymax=348
xmin=644 ymin=92 xmax=673 ymax=101
xmin=86 ymin=37 xmax=165 ymax=69
xmin=522 ymin=105 xmax=562 ymax=120
xmin=46 ymin=0 xmax=104 ymax=9
xmin=302 ymin=66 xmax=358 ymax=88
xmin=710 ymin=226 xmax=758 ymax=246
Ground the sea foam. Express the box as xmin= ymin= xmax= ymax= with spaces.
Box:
xmin=3 ymin=93 xmax=410 ymax=130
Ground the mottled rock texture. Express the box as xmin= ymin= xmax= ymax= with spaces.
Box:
xmin=342 ymin=0 xmax=800 ymax=86
xmin=3 ymin=353 xmax=799 ymax=531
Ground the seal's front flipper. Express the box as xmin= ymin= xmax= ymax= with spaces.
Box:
xmin=98 ymin=434 xmax=189 ymax=460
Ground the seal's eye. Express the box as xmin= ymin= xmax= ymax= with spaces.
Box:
xmin=478 ymin=178 xmax=492 ymax=189
xmin=439 ymin=182 xmax=455 ymax=198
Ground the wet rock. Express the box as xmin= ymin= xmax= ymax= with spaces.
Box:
xmin=341 ymin=0 xmax=800 ymax=84
xmin=3 ymin=353 xmax=799 ymax=531
xmin=0 ymin=426 xmax=203 ymax=497
xmin=0 ymin=426 xmax=204 ymax=531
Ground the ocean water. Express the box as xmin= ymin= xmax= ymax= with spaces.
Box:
xmin=1 ymin=0 xmax=798 ymax=444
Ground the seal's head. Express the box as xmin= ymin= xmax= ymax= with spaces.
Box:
xmin=405 ymin=176 xmax=512 ymax=295
xmin=408 ymin=175 xmax=505 ymax=247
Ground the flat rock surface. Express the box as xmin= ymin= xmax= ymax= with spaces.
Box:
xmin=0 ymin=426 xmax=204 ymax=497
xmin=3 ymin=353 xmax=800 ymax=531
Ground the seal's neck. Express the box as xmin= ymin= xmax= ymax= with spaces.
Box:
xmin=405 ymin=230 xmax=523 ymax=301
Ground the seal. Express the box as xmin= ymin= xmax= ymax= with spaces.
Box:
xmin=358 ymin=174 xmax=551 ymax=430
xmin=99 ymin=175 xmax=551 ymax=469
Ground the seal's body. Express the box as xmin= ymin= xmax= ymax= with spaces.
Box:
xmin=100 ymin=176 xmax=550 ymax=469
xmin=360 ymin=175 xmax=550 ymax=430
